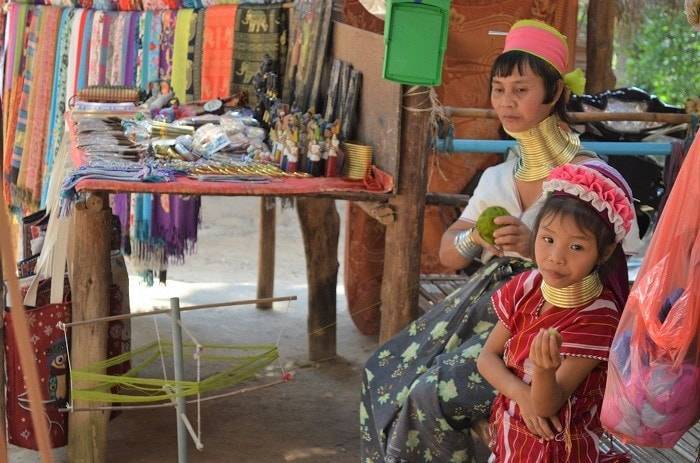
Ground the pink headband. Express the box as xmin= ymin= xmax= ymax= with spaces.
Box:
xmin=503 ymin=19 xmax=569 ymax=75
xmin=542 ymin=164 xmax=635 ymax=243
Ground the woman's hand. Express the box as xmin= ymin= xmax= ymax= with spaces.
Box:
xmin=514 ymin=391 xmax=562 ymax=440
xmin=492 ymin=216 xmax=532 ymax=257
xmin=529 ymin=328 xmax=563 ymax=372
xmin=470 ymin=227 xmax=502 ymax=256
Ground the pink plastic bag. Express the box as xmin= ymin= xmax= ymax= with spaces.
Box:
xmin=602 ymin=131 xmax=700 ymax=447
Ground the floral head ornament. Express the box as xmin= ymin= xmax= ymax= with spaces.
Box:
xmin=542 ymin=163 xmax=635 ymax=243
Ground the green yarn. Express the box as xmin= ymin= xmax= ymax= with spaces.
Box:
xmin=70 ymin=341 xmax=278 ymax=404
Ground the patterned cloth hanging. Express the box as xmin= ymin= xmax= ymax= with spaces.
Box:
xmin=2 ymin=4 xmax=289 ymax=283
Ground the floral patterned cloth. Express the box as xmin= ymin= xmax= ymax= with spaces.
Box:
xmin=361 ymin=257 xmax=534 ymax=463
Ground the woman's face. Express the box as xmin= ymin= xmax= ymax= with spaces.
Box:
xmin=490 ymin=62 xmax=558 ymax=133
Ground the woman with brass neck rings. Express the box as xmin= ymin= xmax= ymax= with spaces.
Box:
xmin=360 ymin=19 xmax=641 ymax=463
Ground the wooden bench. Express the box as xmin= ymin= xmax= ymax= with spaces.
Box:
xmin=418 ymin=273 xmax=700 ymax=462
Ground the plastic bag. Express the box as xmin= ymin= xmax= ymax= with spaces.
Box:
xmin=602 ymin=130 xmax=700 ymax=447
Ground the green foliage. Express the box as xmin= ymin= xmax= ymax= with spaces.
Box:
xmin=617 ymin=5 xmax=700 ymax=105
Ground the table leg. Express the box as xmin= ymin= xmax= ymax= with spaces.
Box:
xmin=296 ymin=198 xmax=339 ymax=361
xmin=67 ymin=193 xmax=112 ymax=463
xmin=256 ymin=197 xmax=276 ymax=309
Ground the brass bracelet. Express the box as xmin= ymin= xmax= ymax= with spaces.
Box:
xmin=454 ymin=229 xmax=482 ymax=260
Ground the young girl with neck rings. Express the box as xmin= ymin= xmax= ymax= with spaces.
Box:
xmin=478 ymin=163 xmax=634 ymax=462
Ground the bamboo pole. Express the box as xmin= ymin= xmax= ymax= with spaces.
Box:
xmin=0 ymin=188 xmax=53 ymax=462
xmin=445 ymin=107 xmax=693 ymax=124
xmin=60 ymin=295 xmax=298 ymax=329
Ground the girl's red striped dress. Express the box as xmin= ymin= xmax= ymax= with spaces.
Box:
xmin=488 ymin=270 xmax=627 ymax=463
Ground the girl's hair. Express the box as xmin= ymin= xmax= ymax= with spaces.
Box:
xmin=531 ymin=194 xmax=617 ymax=276
xmin=490 ymin=50 xmax=572 ymax=125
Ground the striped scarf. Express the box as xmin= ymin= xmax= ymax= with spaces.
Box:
xmin=41 ymin=7 xmax=75 ymax=208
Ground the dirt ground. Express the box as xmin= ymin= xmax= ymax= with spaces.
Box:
xmin=10 ymin=196 xmax=378 ymax=462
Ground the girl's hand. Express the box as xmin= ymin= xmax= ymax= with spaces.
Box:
xmin=515 ymin=392 xmax=562 ymax=440
xmin=529 ymin=328 xmax=563 ymax=371
xmin=492 ymin=216 xmax=532 ymax=257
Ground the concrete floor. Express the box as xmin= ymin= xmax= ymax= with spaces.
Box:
xmin=11 ymin=197 xmax=379 ymax=462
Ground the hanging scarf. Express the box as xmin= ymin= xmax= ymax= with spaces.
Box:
xmin=171 ymin=8 xmax=194 ymax=103
xmin=88 ymin=10 xmax=104 ymax=86
xmin=41 ymin=8 xmax=75 ymax=208
xmin=137 ymin=10 xmax=161 ymax=90
xmin=123 ymin=11 xmax=140 ymax=86
xmin=2 ymin=5 xmax=29 ymax=203
xmin=19 ymin=6 xmax=61 ymax=209
xmin=65 ymin=8 xmax=87 ymax=109
xmin=232 ymin=4 xmax=286 ymax=105
xmin=192 ymin=7 xmax=204 ymax=100
xmin=152 ymin=194 xmax=201 ymax=264
xmin=107 ymin=12 xmax=128 ymax=85
xmin=159 ymin=10 xmax=177 ymax=82
xmin=201 ymin=4 xmax=238 ymax=100
xmin=77 ymin=9 xmax=95 ymax=90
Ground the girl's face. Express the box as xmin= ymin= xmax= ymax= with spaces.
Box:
xmin=490 ymin=63 xmax=560 ymax=133
xmin=534 ymin=212 xmax=602 ymax=288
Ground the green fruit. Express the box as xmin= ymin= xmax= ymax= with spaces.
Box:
xmin=476 ymin=206 xmax=510 ymax=245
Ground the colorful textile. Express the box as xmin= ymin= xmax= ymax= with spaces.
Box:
xmin=42 ymin=8 xmax=75 ymax=208
xmin=232 ymin=4 xmax=286 ymax=105
xmin=171 ymin=9 xmax=195 ymax=102
xmin=201 ymin=5 xmax=237 ymax=100
xmin=77 ymin=9 xmax=95 ymax=90
xmin=137 ymin=10 xmax=161 ymax=91
xmin=15 ymin=7 xmax=62 ymax=210
xmin=192 ymin=8 xmax=205 ymax=99
xmin=159 ymin=10 xmax=177 ymax=82
xmin=489 ymin=270 xmax=622 ymax=462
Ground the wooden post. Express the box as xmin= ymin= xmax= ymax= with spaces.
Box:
xmin=296 ymin=198 xmax=339 ymax=361
xmin=0 ymin=245 xmax=8 ymax=461
xmin=586 ymin=0 xmax=618 ymax=94
xmin=256 ymin=197 xmax=276 ymax=309
xmin=379 ymin=86 xmax=432 ymax=342
xmin=67 ymin=192 xmax=112 ymax=463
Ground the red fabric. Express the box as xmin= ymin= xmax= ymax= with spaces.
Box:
xmin=5 ymin=280 xmax=129 ymax=450
xmin=201 ymin=5 xmax=238 ymax=100
xmin=489 ymin=270 xmax=622 ymax=463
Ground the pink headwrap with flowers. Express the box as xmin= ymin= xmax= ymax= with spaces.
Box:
xmin=542 ymin=163 xmax=635 ymax=243
xmin=503 ymin=19 xmax=586 ymax=95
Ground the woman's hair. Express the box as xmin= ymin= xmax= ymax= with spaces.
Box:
xmin=530 ymin=194 xmax=617 ymax=275
xmin=490 ymin=50 xmax=571 ymax=124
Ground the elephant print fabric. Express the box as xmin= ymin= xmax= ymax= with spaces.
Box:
xmin=232 ymin=4 xmax=288 ymax=105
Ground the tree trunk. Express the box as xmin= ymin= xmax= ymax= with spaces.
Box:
xmin=586 ymin=0 xmax=618 ymax=94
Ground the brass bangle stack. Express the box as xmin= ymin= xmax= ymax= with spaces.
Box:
xmin=454 ymin=229 xmax=482 ymax=260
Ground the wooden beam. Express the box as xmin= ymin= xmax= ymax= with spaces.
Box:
xmin=425 ymin=192 xmax=470 ymax=207
xmin=445 ymin=107 xmax=692 ymax=124
xmin=67 ymin=192 xmax=112 ymax=463
xmin=379 ymin=86 xmax=432 ymax=342
xmin=586 ymin=0 xmax=618 ymax=94
xmin=296 ymin=198 xmax=340 ymax=361
xmin=256 ymin=197 xmax=276 ymax=309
